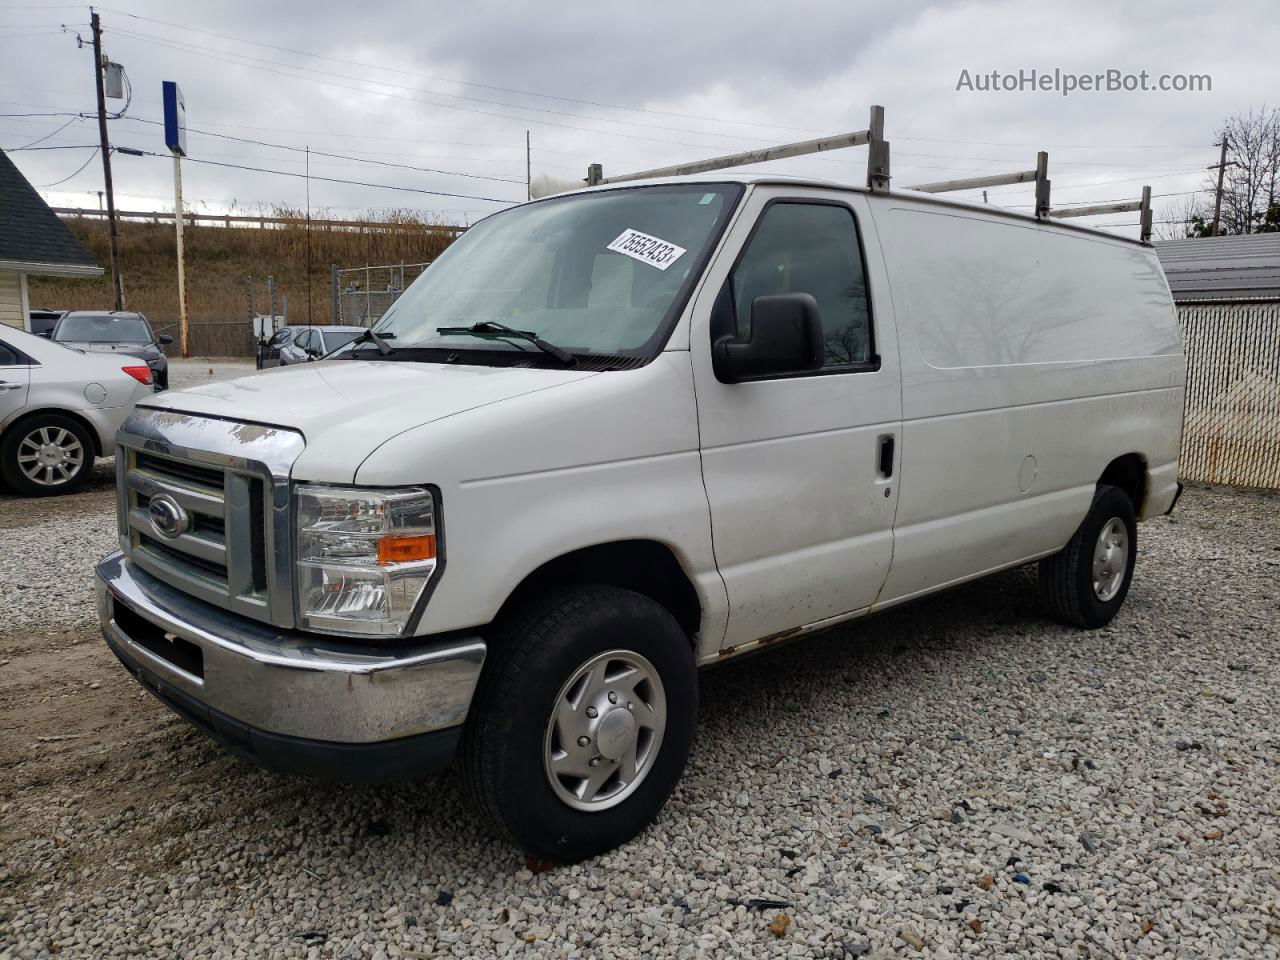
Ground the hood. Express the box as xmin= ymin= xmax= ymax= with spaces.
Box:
xmin=60 ymin=341 xmax=160 ymax=361
xmin=142 ymin=358 xmax=600 ymax=470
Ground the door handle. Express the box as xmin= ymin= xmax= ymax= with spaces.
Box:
xmin=0 ymin=382 xmax=23 ymax=392
xmin=877 ymin=435 xmax=895 ymax=479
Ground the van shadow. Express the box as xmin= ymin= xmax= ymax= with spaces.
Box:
xmin=159 ymin=564 xmax=1062 ymax=895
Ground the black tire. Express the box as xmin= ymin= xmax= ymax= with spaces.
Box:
xmin=0 ymin=413 xmax=96 ymax=497
xmin=461 ymin=585 xmax=698 ymax=863
xmin=1039 ymin=484 xmax=1137 ymax=628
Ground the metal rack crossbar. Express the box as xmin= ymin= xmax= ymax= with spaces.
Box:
xmin=580 ymin=105 xmax=891 ymax=193
xmin=907 ymin=152 xmax=1053 ymax=220
xmin=1049 ymin=185 xmax=1154 ymax=241
xmin=545 ymin=106 xmax=1156 ymax=243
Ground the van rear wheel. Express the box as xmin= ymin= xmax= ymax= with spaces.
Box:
xmin=1038 ymin=484 xmax=1137 ymax=628
xmin=461 ymin=585 xmax=697 ymax=863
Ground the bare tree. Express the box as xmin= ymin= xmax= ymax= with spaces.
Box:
xmin=1214 ymin=107 xmax=1280 ymax=234
xmin=1160 ymin=193 xmax=1213 ymax=240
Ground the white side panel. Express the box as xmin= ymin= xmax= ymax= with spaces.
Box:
xmin=870 ymin=200 xmax=1186 ymax=604
xmin=353 ymin=352 xmax=728 ymax=654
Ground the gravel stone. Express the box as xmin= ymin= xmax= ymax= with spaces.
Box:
xmin=1 ymin=482 xmax=1278 ymax=958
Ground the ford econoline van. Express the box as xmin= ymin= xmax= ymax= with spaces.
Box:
xmin=96 ymin=172 xmax=1184 ymax=861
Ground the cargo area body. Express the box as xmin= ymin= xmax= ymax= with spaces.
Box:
xmin=96 ymin=171 xmax=1185 ymax=861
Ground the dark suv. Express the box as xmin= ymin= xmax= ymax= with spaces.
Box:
xmin=51 ymin=311 xmax=173 ymax=390
xmin=27 ymin=308 xmax=66 ymax=337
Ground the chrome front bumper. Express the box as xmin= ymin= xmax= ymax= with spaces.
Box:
xmin=96 ymin=552 xmax=485 ymax=775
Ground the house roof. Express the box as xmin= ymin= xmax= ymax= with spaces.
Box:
xmin=0 ymin=148 xmax=102 ymax=276
xmin=1155 ymin=233 xmax=1280 ymax=303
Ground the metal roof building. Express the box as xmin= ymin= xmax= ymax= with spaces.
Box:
xmin=1153 ymin=233 xmax=1280 ymax=491
xmin=1155 ymin=234 xmax=1280 ymax=303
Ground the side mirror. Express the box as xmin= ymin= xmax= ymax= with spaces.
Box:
xmin=157 ymin=334 xmax=175 ymax=345
xmin=36 ymin=330 xmax=52 ymax=338
xmin=712 ymin=293 xmax=824 ymax=382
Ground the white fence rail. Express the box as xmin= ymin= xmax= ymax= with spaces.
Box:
xmin=1178 ymin=300 xmax=1280 ymax=490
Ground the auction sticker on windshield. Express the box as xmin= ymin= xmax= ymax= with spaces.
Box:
xmin=606 ymin=228 xmax=687 ymax=271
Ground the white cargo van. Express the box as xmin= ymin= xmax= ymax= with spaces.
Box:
xmin=96 ymin=170 xmax=1184 ymax=862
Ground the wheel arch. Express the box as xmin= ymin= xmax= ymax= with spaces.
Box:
xmin=492 ymin=539 xmax=703 ymax=646
xmin=1 ymin=406 xmax=104 ymax=457
xmin=1098 ymin=452 xmax=1148 ymax=517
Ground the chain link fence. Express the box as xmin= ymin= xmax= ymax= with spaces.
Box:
xmin=1178 ymin=300 xmax=1280 ymax=490
xmin=332 ymin=262 xmax=431 ymax=326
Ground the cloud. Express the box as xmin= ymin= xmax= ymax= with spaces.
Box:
xmin=2 ymin=0 xmax=1272 ymax=237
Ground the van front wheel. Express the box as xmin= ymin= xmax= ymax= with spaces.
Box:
xmin=461 ymin=585 xmax=697 ymax=863
xmin=1038 ymin=484 xmax=1137 ymax=628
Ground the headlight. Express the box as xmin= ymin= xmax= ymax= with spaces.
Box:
xmin=295 ymin=485 xmax=439 ymax=636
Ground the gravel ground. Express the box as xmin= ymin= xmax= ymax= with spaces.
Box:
xmin=167 ymin=359 xmax=257 ymax=391
xmin=1 ymin=484 xmax=1278 ymax=959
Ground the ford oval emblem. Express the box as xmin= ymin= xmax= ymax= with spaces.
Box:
xmin=148 ymin=494 xmax=190 ymax=539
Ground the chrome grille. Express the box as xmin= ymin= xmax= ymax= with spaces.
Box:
xmin=115 ymin=409 xmax=305 ymax=627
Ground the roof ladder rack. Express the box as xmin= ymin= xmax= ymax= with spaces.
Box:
xmin=1049 ymin=185 xmax=1154 ymax=243
xmin=908 ymin=151 xmax=1052 ymax=219
xmin=552 ymin=111 xmax=1154 ymax=243
xmin=581 ymin=105 xmax=892 ymax=193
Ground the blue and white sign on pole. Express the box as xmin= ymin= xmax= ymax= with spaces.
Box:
xmin=162 ymin=80 xmax=186 ymax=157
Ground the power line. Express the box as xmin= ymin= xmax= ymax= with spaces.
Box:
xmin=4 ymin=113 xmax=82 ymax=149
xmin=120 ymin=117 xmax=525 ymax=184
xmin=0 ymin=111 xmax=87 ymax=118
xmin=896 ymin=135 xmax=1209 ymax=150
xmin=130 ymin=149 xmax=517 ymax=204
xmin=91 ymin=6 xmax=1225 ymax=160
xmin=982 ymin=168 xmax=1206 ymax=194
xmin=7 ymin=142 xmax=100 ymax=150
xmin=894 ymin=149 xmax=1203 ymax=170
xmin=1005 ymin=189 xmax=1201 ymax=209
xmin=38 ymin=146 xmax=99 ymax=187
xmin=99 ymin=6 xmax=826 ymax=137
xmin=111 ymin=26 xmax=787 ymax=149
xmin=115 ymin=30 xmax=1217 ymax=181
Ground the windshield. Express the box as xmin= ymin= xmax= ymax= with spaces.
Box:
xmin=322 ymin=330 xmax=364 ymax=350
xmin=363 ymin=183 xmax=740 ymax=358
xmin=55 ymin=314 xmax=152 ymax=344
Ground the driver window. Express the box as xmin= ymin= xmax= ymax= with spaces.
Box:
xmin=730 ymin=201 xmax=873 ymax=369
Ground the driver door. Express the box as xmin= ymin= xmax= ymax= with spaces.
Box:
xmin=690 ymin=187 xmax=902 ymax=650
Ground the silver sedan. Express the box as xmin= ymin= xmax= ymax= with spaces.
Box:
xmin=0 ymin=325 xmax=155 ymax=496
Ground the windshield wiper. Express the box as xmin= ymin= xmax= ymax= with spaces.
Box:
xmin=436 ymin=321 xmax=575 ymax=365
xmin=347 ymin=328 xmax=396 ymax=356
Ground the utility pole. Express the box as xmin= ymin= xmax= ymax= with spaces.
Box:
xmin=173 ymin=153 xmax=188 ymax=356
xmin=526 ymin=130 xmax=531 ymax=200
xmin=1210 ymin=136 xmax=1229 ymax=237
xmin=91 ymin=9 xmax=124 ymax=310
xmin=305 ymin=145 xmax=312 ymax=325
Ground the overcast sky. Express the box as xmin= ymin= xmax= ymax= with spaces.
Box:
xmin=2 ymin=0 xmax=1275 ymax=238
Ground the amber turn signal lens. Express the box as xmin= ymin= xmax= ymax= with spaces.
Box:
xmin=376 ymin=534 xmax=436 ymax=565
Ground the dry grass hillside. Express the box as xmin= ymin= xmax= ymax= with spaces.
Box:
xmin=30 ymin=208 xmax=459 ymax=356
